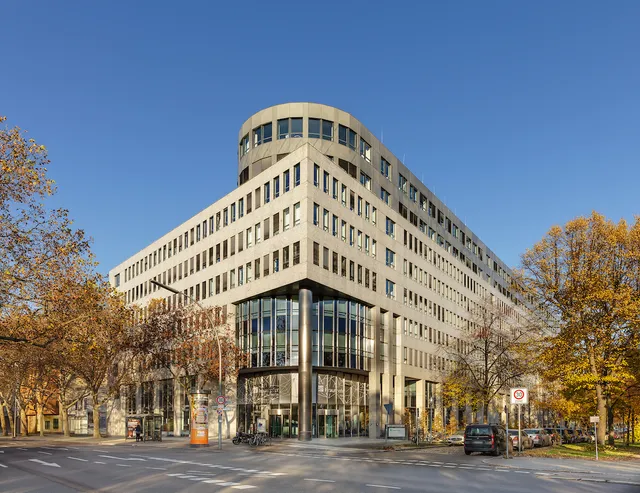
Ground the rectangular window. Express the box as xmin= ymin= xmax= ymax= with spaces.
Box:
xmin=385 ymin=248 xmax=396 ymax=268
xmin=264 ymin=254 xmax=270 ymax=276
xmin=380 ymin=187 xmax=390 ymax=205
xmin=230 ymin=203 xmax=236 ymax=223
xmin=274 ymin=176 xmax=280 ymax=198
xmin=386 ymin=217 xmax=396 ymax=238
xmin=380 ymin=157 xmax=391 ymax=179
xmin=239 ymin=198 xmax=244 ymax=217
xmin=313 ymin=202 xmax=320 ymax=226
xmin=291 ymin=117 xmax=302 ymax=137
xmin=294 ymin=163 xmax=300 ymax=186
xmin=409 ymin=185 xmax=417 ymax=202
xmin=283 ymin=170 xmax=290 ymax=192
xmin=314 ymin=164 xmax=320 ymax=187
xmin=247 ymin=192 xmax=252 ymax=213
xmin=273 ymin=250 xmax=280 ymax=272
xmin=323 ymin=171 xmax=329 ymax=193
xmin=323 ymin=247 xmax=329 ymax=270
xmin=264 ymin=217 xmax=270 ymax=239
xmin=293 ymin=202 xmax=301 ymax=226
xmin=386 ymin=279 xmax=396 ymax=299
xmin=255 ymin=258 xmax=260 ymax=280
xmin=277 ymin=118 xmax=289 ymax=139
xmin=264 ymin=182 xmax=270 ymax=203
xmin=283 ymin=246 xmax=290 ymax=269
xmin=322 ymin=120 xmax=333 ymax=140
xmin=309 ymin=118 xmax=321 ymax=138
xmin=359 ymin=138 xmax=371 ymax=162
xmin=322 ymin=209 xmax=329 ymax=231
xmin=360 ymin=171 xmax=371 ymax=190
xmin=255 ymin=223 xmax=261 ymax=243
xmin=273 ymin=212 xmax=280 ymax=235
xmin=293 ymin=241 xmax=300 ymax=265
xmin=283 ymin=207 xmax=290 ymax=231
xmin=313 ymin=242 xmax=320 ymax=265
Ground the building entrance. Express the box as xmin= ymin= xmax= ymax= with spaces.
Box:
xmin=317 ymin=409 xmax=338 ymax=438
xmin=268 ymin=409 xmax=291 ymax=439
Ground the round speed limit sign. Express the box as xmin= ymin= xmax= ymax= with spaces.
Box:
xmin=510 ymin=388 xmax=528 ymax=404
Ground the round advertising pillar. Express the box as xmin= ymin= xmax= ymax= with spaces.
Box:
xmin=190 ymin=390 xmax=211 ymax=447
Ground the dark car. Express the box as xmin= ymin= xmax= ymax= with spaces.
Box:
xmin=544 ymin=428 xmax=561 ymax=445
xmin=464 ymin=424 xmax=509 ymax=456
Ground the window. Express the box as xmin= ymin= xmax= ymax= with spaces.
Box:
xmin=293 ymin=202 xmax=301 ymax=226
xmin=323 ymin=247 xmax=329 ymax=270
xmin=313 ymin=203 xmax=320 ymax=226
xmin=239 ymin=198 xmax=244 ymax=217
xmin=283 ymin=246 xmax=290 ymax=269
xmin=323 ymin=171 xmax=329 ymax=193
xmin=114 ymin=274 xmax=120 ymax=287
xmin=313 ymin=242 xmax=320 ymax=265
xmin=322 ymin=120 xmax=333 ymax=140
xmin=359 ymin=138 xmax=371 ymax=162
xmin=380 ymin=187 xmax=391 ymax=205
xmin=273 ymin=212 xmax=280 ymax=235
xmin=314 ymin=164 xmax=320 ymax=187
xmin=239 ymin=134 xmax=249 ymax=156
xmin=385 ymin=248 xmax=396 ymax=268
xmin=360 ymin=171 xmax=371 ymax=190
xmin=399 ymin=174 xmax=408 ymax=194
xmin=309 ymin=118 xmax=321 ymax=138
xmin=283 ymin=170 xmax=290 ymax=192
xmin=322 ymin=209 xmax=329 ymax=231
xmin=230 ymin=203 xmax=236 ymax=223
xmin=264 ymin=182 xmax=270 ymax=203
xmin=290 ymin=118 xmax=302 ymax=137
xmin=386 ymin=279 xmax=396 ymax=299
xmin=253 ymin=122 xmax=272 ymax=146
xmin=293 ymin=241 xmax=300 ymax=265
xmin=338 ymin=125 xmax=357 ymax=150
xmin=274 ymin=176 xmax=280 ymax=198
xmin=332 ymin=214 xmax=338 ymax=237
xmin=380 ymin=157 xmax=391 ymax=179
xmin=409 ymin=184 xmax=417 ymax=202
xmin=294 ymin=163 xmax=300 ymax=186
xmin=386 ymin=217 xmax=396 ymax=238
xmin=255 ymin=222 xmax=261 ymax=243
xmin=273 ymin=250 xmax=279 ymax=272
xmin=277 ymin=119 xmax=289 ymax=139
xmin=283 ymin=207 xmax=290 ymax=231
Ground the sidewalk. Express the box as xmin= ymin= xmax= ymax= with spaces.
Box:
xmin=0 ymin=433 xmax=194 ymax=448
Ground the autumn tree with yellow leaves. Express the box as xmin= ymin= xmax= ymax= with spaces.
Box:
xmin=518 ymin=212 xmax=640 ymax=445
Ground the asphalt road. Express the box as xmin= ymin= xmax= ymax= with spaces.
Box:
xmin=0 ymin=441 xmax=638 ymax=493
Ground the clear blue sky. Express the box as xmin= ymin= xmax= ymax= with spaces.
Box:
xmin=2 ymin=1 xmax=638 ymax=273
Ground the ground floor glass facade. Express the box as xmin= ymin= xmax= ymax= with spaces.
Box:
xmin=237 ymin=370 xmax=369 ymax=438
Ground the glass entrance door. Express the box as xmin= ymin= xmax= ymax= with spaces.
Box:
xmin=269 ymin=415 xmax=282 ymax=438
xmin=317 ymin=413 xmax=338 ymax=438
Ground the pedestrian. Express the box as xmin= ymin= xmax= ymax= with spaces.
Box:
xmin=135 ymin=423 xmax=142 ymax=442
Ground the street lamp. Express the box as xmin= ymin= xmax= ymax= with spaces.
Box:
xmin=150 ymin=280 xmax=223 ymax=451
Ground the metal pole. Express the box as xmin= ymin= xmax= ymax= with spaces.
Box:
xmin=505 ymin=405 xmax=509 ymax=459
xmin=595 ymin=422 xmax=598 ymax=460
xmin=151 ymin=280 xmax=223 ymax=450
xmin=518 ymin=405 xmax=522 ymax=453
xmin=13 ymin=392 xmax=18 ymax=439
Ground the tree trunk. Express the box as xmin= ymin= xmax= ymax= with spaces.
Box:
xmin=632 ymin=409 xmax=636 ymax=444
xmin=0 ymin=402 xmax=6 ymax=436
xmin=20 ymin=408 xmax=28 ymax=436
xmin=626 ymin=409 xmax=631 ymax=446
xmin=61 ymin=405 xmax=70 ymax=437
xmin=37 ymin=401 xmax=44 ymax=437
xmin=5 ymin=402 xmax=14 ymax=436
xmin=482 ymin=401 xmax=489 ymax=424
xmin=595 ymin=383 xmax=606 ymax=445
xmin=92 ymin=395 xmax=101 ymax=439
xmin=606 ymin=395 xmax=615 ymax=446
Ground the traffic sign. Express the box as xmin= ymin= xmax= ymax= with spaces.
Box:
xmin=216 ymin=395 xmax=226 ymax=406
xmin=510 ymin=388 xmax=529 ymax=405
xmin=383 ymin=403 xmax=393 ymax=415
xmin=590 ymin=416 xmax=600 ymax=423
xmin=217 ymin=409 xmax=224 ymax=415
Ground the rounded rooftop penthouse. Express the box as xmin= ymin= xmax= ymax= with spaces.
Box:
xmin=237 ymin=103 xmax=376 ymax=185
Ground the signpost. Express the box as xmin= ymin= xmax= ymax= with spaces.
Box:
xmin=504 ymin=405 xmax=509 ymax=459
xmin=383 ymin=403 xmax=393 ymax=443
xmin=510 ymin=388 xmax=529 ymax=453
xmin=590 ymin=416 xmax=600 ymax=460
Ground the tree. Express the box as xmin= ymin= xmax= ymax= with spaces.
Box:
xmin=137 ymin=300 xmax=244 ymax=436
xmin=60 ymin=280 xmax=136 ymax=438
xmin=1 ymin=115 xmax=92 ymax=347
xmin=443 ymin=294 xmax=538 ymax=423
xmin=519 ymin=212 xmax=640 ymax=445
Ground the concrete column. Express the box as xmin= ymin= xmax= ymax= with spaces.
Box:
xmin=298 ymin=288 xmax=313 ymax=441
xmin=368 ymin=307 xmax=380 ymax=439
xmin=416 ymin=379 xmax=426 ymax=434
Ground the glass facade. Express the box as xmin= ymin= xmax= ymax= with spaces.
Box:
xmin=236 ymin=296 xmax=373 ymax=371
xmin=237 ymin=371 xmax=369 ymax=438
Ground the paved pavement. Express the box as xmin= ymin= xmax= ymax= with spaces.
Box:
xmin=0 ymin=438 xmax=638 ymax=492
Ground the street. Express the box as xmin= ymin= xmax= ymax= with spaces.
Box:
xmin=1 ymin=441 xmax=638 ymax=492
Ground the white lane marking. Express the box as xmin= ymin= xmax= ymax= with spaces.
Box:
xmin=145 ymin=467 xmax=166 ymax=470
xmin=92 ymin=450 xmax=108 ymax=453
xmin=116 ymin=464 xmax=131 ymax=467
xmin=28 ymin=459 xmax=60 ymax=468
xmin=0 ymin=451 xmax=3 ymax=453
xmin=366 ymin=485 xmax=401 ymax=490
xmin=189 ymin=478 xmax=207 ymax=481
xmin=186 ymin=470 xmax=217 ymax=475
xmin=95 ymin=461 xmax=106 ymax=464
xmin=38 ymin=451 xmax=52 ymax=455
xmin=18 ymin=448 xmax=28 ymax=451
xmin=443 ymin=465 xmax=456 ymax=468
xmin=42 ymin=447 xmax=68 ymax=451
xmin=0 ymin=463 xmax=7 ymax=468
xmin=99 ymin=455 xmax=145 ymax=461
xmin=68 ymin=457 xmax=88 ymax=462
xmin=67 ymin=447 xmax=80 ymax=450
xmin=202 ymin=479 xmax=224 ymax=483
xmin=305 ymin=478 xmax=336 ymax=483
xmin=535 ymin=473 xmax=551 ymax=476
xmin=514 ymin=471 xmax=530 ymax=474
xmin=231 ymin=486 xmax=257 ymax=490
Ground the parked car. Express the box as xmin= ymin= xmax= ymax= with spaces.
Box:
xmin=464 ymin=424 xmax=509 ymax=456
xmin=524 ymin=428 xmax=552 ymax=447
xmin=508 ymin=429 xmax=534 ymax=450
xmin=446 ymin=430 xmax=465 ymax=446
xmin=544 ymin=428 xmax=561 ymax=445
xmin=559 ymin=428 xmax=576 ymax=444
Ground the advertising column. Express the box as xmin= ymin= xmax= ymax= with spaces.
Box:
xmin=190 ymin=391 xmax=210 ymax=447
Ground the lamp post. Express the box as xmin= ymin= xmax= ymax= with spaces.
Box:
xmin=150 ymin=280 xmax=223 ymax=451
xmin=428 ymin=396 xmax=434 ymax=442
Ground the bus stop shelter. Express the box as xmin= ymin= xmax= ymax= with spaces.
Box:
xmin=126 ymin=414 xmax=163 ymax=442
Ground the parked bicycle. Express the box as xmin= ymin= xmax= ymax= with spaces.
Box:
xmin=232 ymin=431 xmax=253 ymax=445
xmin=249 ymin=432 xmax=271 ymax=446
